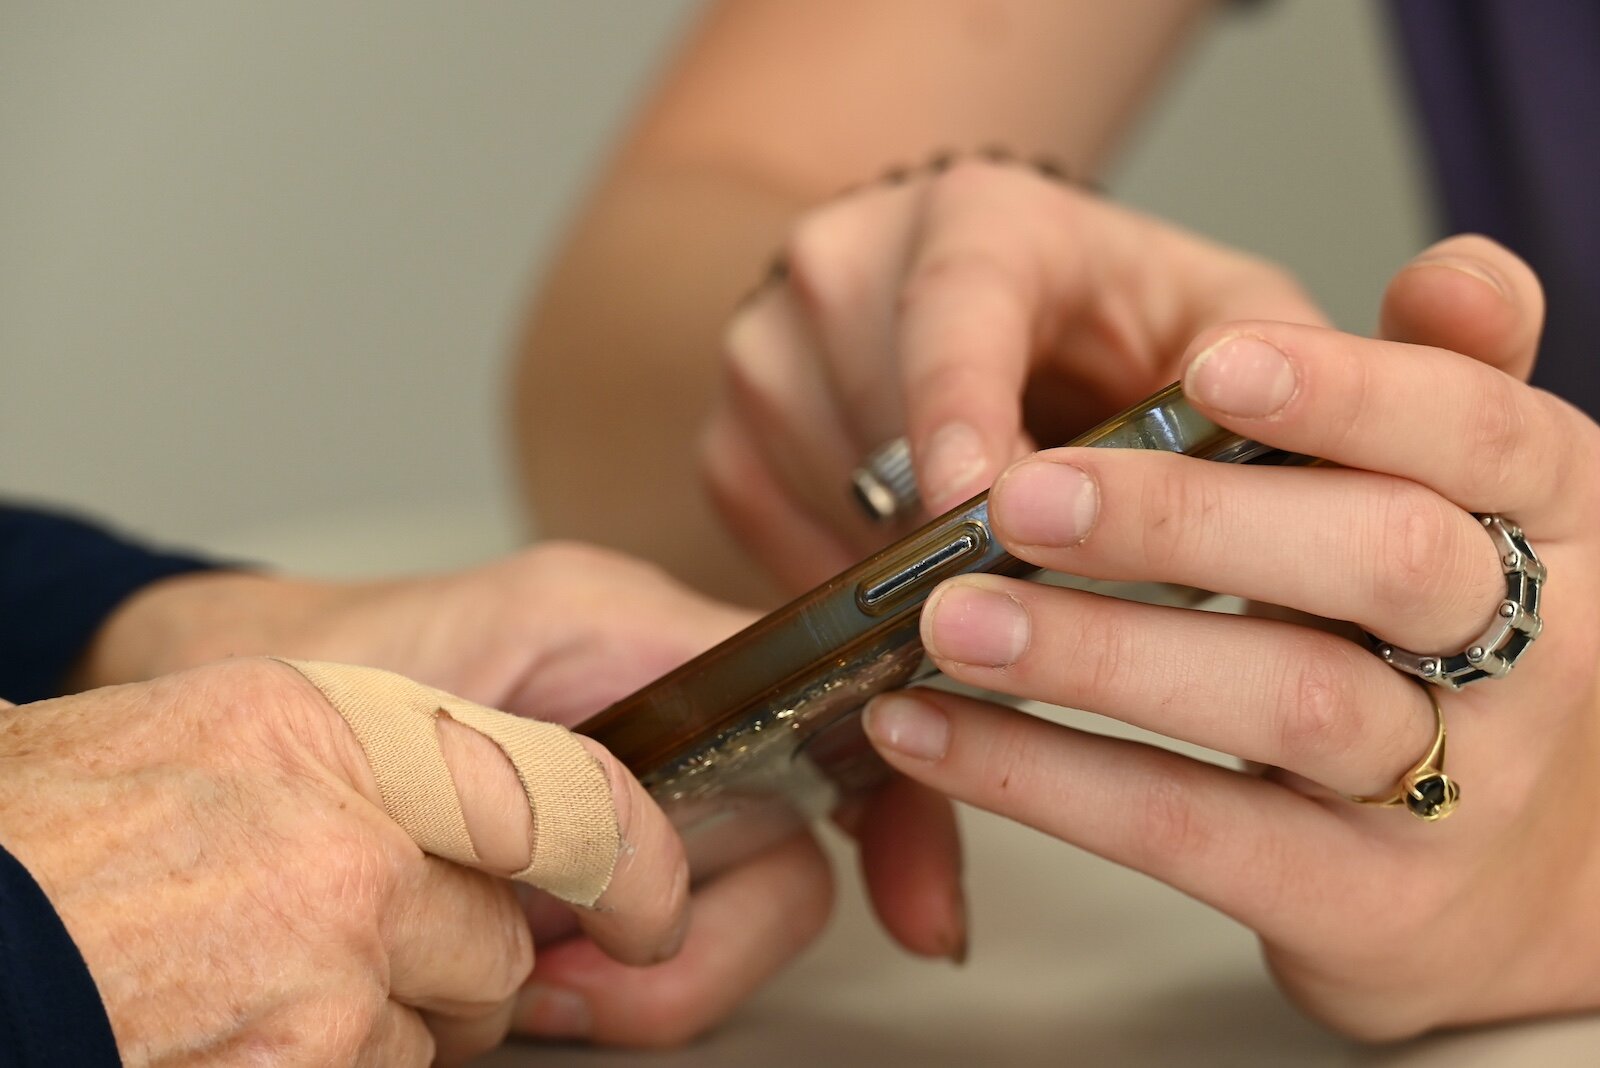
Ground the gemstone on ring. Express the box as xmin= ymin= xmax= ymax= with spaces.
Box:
xmin=1404 ymin=772 xmax=1459 ymax=821
xmin=1346 ymin=683 xmax=1458 ymax=822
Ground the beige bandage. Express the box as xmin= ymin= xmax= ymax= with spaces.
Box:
xmin=272 ymin=658 xmax=618 ymax=907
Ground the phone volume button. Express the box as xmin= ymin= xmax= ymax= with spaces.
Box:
xmin=857 ymin=523 xmax=988 ymax=613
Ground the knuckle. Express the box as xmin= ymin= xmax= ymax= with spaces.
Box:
xmin=1367 ymin=486 xmax=1458 ymax=619
xmin=782 ymin=201 xmax=870 ymax=320
xmin=1461 ymin=373 xmax=1529 ymax=493
xmin=1529 ymin=389 xmax=1588 ymax=513
xmin=193 ymin=658 xmax=326 ymax=753
xmin=482 ymin=885 xmax=536 ymax=1002
xmin=282 ymin=830 xmax=400 ymax=937
xmin=1075 ymin=605 xmax=1140 ymax=702
xmin=896 ymin=246 xmax=1016 ymax=326
xmin=305 ymin=985 xmax=390 ymax=1065
xmin=719 ymin=323 xmax=788 ymax=427
xmin=1272 ymin=646 xmax=1363 ymax=767
xmin=902 ymin=351 xmax=989 ymax=406
xmin=1127 ymin=766 xmax=1210 ymax=865
xmin=1131 ymin=459 xmax=1224 ymax=573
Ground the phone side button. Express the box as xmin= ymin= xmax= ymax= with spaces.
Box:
xmin=857 ymin=524 xmax=986 ymax=613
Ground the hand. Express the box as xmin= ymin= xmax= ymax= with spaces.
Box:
xmin=0 ymin=658 xmax=689 ymax=1066
xmin=705 ymin=157 xmax=1326 ymax=591
xmin=863 ymin=236 xmax=1600 ymax=1039
xmin=75 ymin=542 xmax=967 ymax=1044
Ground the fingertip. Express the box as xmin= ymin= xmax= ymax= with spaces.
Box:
xmin=854 ymin=776 xmax=968 ymax=961
xmin=1381 ymin=235 xmax=1544 ymax=380
xmin=916 ymin=420 xmax=997 ymax=514
xmin=576 ymin=740 xmax=692 ymax=967
xmin=864 ymin=691 xmax=951 ymax=764
xmin=523 ymin=833 xmax=834 ymax=1049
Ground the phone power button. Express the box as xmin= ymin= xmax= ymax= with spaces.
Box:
xmin=856 ymin=523 xmax=988 ymax=613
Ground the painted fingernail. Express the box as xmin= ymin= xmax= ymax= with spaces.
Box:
xmin=992 ymin=459 xmax=1097 ymax=546
xmin=1184 ymin=334 xmax=1296 ymax=417
xmin=921 ymin=421 xmax=988 ymax=511
xmin=864 ymin=693 xmax=950 ymax=762
xmin=923 ymin=581 xmax=1030 ymax=667
xmin=517 ymin=985 xmax=593 ymax=1040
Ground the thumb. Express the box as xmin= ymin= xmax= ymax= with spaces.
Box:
xmin=1380 ymin=233 xmax=1545 ymax=382
xmin=270 ymin=658 xmax=691 ymax=967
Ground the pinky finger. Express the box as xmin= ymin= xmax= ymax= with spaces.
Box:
xmin=861 ymin=689 xmax=1361 ymax=948
xmin=515 ymin=833 xmax=834 ymax=1049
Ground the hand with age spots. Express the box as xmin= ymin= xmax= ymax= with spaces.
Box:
xmin=64 ymin=541 xmax=965 ymax=1050
xmin=864 ymin=237 xmax=1600 ymax=1039
xmin=0 ymin=658 xmax=693 ymax=1065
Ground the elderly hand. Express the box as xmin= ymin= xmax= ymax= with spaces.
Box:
xmin=705 ymin=156 xmax=1327 ymax=591
xmin=0 ymin=657 xmax=696 ymax=1066
xmin=71 ymin=541 xmax=966 ymax=1046
xmin=860 ymin=236 xmax=1600 ymax=1039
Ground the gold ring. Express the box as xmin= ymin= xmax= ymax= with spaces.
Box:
xmin=1345 ymin=683 xmax=1459 ymax=821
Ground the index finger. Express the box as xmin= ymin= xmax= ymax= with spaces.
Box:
xmin=1179 ymin=321 xmax=1600 ymax=537
xmin=896 ymin=164 xmax=1056 ymax=514
xmin=897 ymin=164 xmax=1326 ymax=517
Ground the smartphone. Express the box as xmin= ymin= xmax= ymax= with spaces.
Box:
xmin=576 ymin=383 xmax=1295 ymax=877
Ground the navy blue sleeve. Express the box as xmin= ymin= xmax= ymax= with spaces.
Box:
xmin=0 ymin=504 xmax=222 ymax=704
xmin=0 ymin=841 xmax=121 ymax=1067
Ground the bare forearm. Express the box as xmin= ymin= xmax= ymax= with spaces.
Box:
xmin=513 ymin=166 xmax=797 ymax=605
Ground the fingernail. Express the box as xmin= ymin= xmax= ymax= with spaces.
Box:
xmin=923 ymin=581 xmax=1030 ymax=667
xmin=921 ymin=422 xmax=988 ymax=510
xmin=517 ymin=984 xmax=592 ymax=1040
xmin=992 ymin=459 xmax=1097 ymax=546
xmin=1184 ymin=334 xmax=1296 ymax=418
xmin=864 ymin=693 xmax=950 ymax=762
xmin=1408 ymin=255 xmax=1509 ymax=299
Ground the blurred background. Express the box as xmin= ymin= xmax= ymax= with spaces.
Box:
xmin=1 ymin=1 xmax=1427 ymax=575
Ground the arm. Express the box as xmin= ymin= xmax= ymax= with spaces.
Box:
xmin=513 ymin=0 xmax=1220 ymax=603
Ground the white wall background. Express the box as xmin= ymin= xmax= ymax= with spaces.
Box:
xmin=1 ymin=1 xmax=1428 ymax=575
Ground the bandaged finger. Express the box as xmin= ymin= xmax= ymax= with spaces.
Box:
xmin=272 ymin=658 xmax=619 ymax=906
